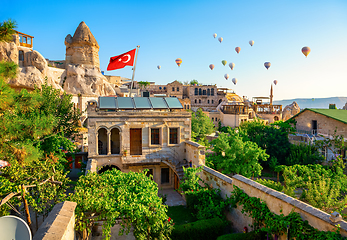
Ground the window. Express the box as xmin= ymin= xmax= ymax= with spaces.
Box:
xmin=195 ymin=88 xmax=198 ymax=95
xmin=19 ymin=50 xmax=24 ymax=61
xmin=187 ymin=105 xmax=189 ymax=109
xmin=195 ymin=99 xmax=197 ymax=103
xmin=177 ymin=87 xmax=179 ymax=91
xmin=207 ymin=89 xmax=210 ymax=96
xmin=199 ymin=99 xmax=201 ymax=104
xmin=151 ymin=128 xmax=160 ymax=145
xmin=212 ymin=100 xmax=214 ymax=104
xmin=274 ymin=116 xmax=279 ymax=121
xmin=159 ymin=86 xmax=162 ymax=90
xmin=211 ymin=88 xmax=214 ymax=96
xmin=161 ymin=168 xmax=170 ymax=184
xmin=208 ymin=100 xmax=210 ymax=104
xmin=145 ymin=168 xmax=154 ymax=178
xmin=172 ymin=87 xmax=175 ymax=91
xmin=164 ymin=87 xmax=166 ymax=90
xmin=203 ymin=89 xmax=206 ymax=95
xmin=212 ymin=117 xmax=214 ymax=121
xmin=199 ymin=88 xmax=202 ymax=95
xmin=169 ymin=128 xmax=178 ymax=144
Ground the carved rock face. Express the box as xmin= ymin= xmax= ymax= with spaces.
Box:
xmin=282 ymin=101 xmax=300 ymax=121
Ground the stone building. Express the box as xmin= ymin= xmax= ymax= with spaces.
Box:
xmin=86 ymin=96 xmax=205 ymax=189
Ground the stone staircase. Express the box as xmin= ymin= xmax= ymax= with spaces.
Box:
xmin=176 ymin=161 xmax=189 ymax=180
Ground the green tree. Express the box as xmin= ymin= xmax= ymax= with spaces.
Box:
xmin=137 ymin=81 xmax=150 ymax=89
xmin=190 ymin=109 xmax=215 ymax=146
xmin=239 ymin=119 xmax=291 ymax=165
xmin=207 ymin=128 xmax=269 ymax=177
xmin=0 ymin=19 xmax=17 ymax=42
xmin=189 ymin=79 xmax=199 ymax=85
xmin=69 ymin=169 xmax=173 ymax=240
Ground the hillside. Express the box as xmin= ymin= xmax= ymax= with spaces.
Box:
xmin=273 ymin=97 xmax=347 ymax=109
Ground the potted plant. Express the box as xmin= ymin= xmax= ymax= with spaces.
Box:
xmin=123 ymin=149 xmax=127 ymax=156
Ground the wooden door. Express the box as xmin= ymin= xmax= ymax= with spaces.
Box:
xmin=174 ymin=173 xmax=179 ymax=191
xmin=130 ymin=128 xmax=142 ymax=155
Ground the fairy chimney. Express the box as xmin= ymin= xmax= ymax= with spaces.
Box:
xmin=65 ymin=21 xmax=100 ymax=67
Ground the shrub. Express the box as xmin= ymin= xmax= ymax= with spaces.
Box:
xmin=171 ymin=217 xmax=227 ymax=240
xmin=185 ymin=188 xmax=230 ymax=220
xmin=285 ymin=143 xmax=324 ymax=166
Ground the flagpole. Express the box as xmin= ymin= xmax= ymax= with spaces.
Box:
xmin=130 ymin=45 xmax=140 ymax=97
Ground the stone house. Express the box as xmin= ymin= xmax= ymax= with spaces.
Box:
xmin=289 ymin=108 xmax=347 ymax=160
xmin=86 ymin=96 xmax=205 ymax=189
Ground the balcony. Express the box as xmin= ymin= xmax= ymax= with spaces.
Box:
xmin=15 ymin=31 xmax=34 ymax=48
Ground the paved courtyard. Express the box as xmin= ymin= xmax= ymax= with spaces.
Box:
xmin=158 ymin=188 xmax=186 ymax=206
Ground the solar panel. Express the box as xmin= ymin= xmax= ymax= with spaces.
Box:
xmin=99 ymin=97 xmax=116 ymax=109
xmin=133 ymin=97 xmax=151 ymax=109
xmin=117 ymin=97 xmax=134 ymax=109
xmin=149 ymin=97 xmax=169 ymax=109
xmin=164 ymin=97 xmax=183 ymax=109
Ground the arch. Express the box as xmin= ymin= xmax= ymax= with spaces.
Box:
xmin=194 ymin=88 xmax=198 ymax=95
xmin=111 ymin=127 xmax=120 ymax=154
xmin=207 ymin=100 xmax=210 ymax=104
xmin=274 ymin=116 xmax=279 ymax=121
xmin=98 ymin=128 xmax=108 ymax=155
xmin=199 ymin=88 xmax=202 ymax=95
xmin=218 ymin=99 xmax=222 ymax=104
xmin=98 ymin=164 xmax=121 ymax=174
xmin=207 ymin=88 xmax=210 ymax=96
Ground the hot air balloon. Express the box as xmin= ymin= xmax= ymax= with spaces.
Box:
xmin=175 ymin=58 xmax=182 ymax=67
xmin=209 ymin=64 xmax=214 ymax=70
xmin=222 ymin=60 xmax=227 ymax=66
xmin=218 ymin=37 xmax=223 ymax=43
xmin=249 ymin=40 xmax=254 ymax=46
xmin=213 ymin=33 xmax=217 ymax=38
xmin=264 ymin=62 xmax=271 ymax=70
xmin=229 ymin=63 xmax=235 ymax=70
xmin=302 ymin=46 xmax=311 ymax=57
xmin=224 ymin=74 xmax=229 ymax=80
xmin=157 ymin=65 xmax=161 ymax=69
xmin=232 ymin=78 xmax=237 ymax=85
xmin=273 ymin=80 xmax=278 ymax=85
xmin=235 ymin=47 xmax=241 ymax=54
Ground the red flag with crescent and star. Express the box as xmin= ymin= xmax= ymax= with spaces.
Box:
xmin=107 ymin=48 xmax=136 ymax=71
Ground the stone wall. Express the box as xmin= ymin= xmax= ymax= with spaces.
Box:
xmin=200 ymin=166 xmax=347 ymax=238
xmin=33 ymin=201 xmax=77 ymax=240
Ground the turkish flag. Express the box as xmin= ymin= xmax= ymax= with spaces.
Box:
xmin=107 ymin=49 xmax=136 ymax=71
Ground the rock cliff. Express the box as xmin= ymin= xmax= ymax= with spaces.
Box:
xmin=282 ymin=101 xmax=300 ymax=121
xmin=63 ymin=21 xmax=115 ymax=96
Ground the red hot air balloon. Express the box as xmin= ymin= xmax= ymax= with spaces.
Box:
xmin=209 ymin=64 xmax=214 ymax=70
xmin=175 ymin=58 xmax=182 ymax=67
xmin=273 ymin=80 xmax=278 ymax=85
xmin=301 ymin=46 xmax=311 ymax=57
xmin=235 ymin=47 xmax=241 ymax=54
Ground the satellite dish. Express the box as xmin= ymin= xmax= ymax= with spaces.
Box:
xmin=0 ymin=215 xmax=32 ymax=240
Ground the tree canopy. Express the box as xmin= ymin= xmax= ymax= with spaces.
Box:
xmin=69 ymin=169 xmax=173 ymax=240
xmin=190 ymin=109 xmax=215 ymax=146
xmin=0 ymin=19 xmax=17 ymax=42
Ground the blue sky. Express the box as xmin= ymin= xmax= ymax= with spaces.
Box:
xmin=2 ymin=0 xmax=347 ymax=100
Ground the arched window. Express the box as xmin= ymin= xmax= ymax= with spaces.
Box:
xmin=199 ymin=99 xmax=201 ymax=104
xmin=199 ymin=88 xmax=202 ymax=95
xmin=207 ymin=89 xmax=210 ymax=96
xmin=159 ymin=86 xmax=162 ymax=90
xmin=212 ymin=117 xmax=214 ymax=121
xmin=187 ymin=105 xmax=190 ymax=109
xmin=274 ymin=116 xmax=279 ymax=121
xmin=195 ymin=99 xmax=197 ymax=104
xmin=212 ymin=100 xmax=214 ymax=104
xmin=211 ymin=88 xmax=215 ymax=96
xmin=98 ymin=128 xmax=108 ymax=155
xmin=203 ymin=89 xmax=206 ymax=95
xmin=111 ymin=128 xmax=120 ymax=154
xmin=194 ymin=88 xmax=198 ymax=95
xmin=207 ymin=100 xmax=210 ymax=104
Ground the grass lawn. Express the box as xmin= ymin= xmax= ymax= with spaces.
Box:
xmin=167 ymin=205 xmax=197 ymax=225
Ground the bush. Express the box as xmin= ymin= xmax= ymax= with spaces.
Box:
xmin=217 ymin=230 xmax=269 ymax=240
xmin=171 ymin=217 xmax=227 ymax=240
xmin=185 ymin=188 xmax=229 ymax=220
xmin=285 ymin=143 xmax=324 ymax=166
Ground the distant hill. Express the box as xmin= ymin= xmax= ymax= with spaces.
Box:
xmin=273 ymin=97 xmax=347 ymax=109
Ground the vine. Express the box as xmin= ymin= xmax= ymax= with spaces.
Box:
xmin=230 ymin=186 xmax=344 ymax=240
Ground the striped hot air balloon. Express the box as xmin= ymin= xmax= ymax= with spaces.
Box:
xmin=175 ymin=58 xmax=182 ymax=67
xmin=224 ymin=74 xmax=229 ymax=80
xmin=264 ymin=62 xmax=271 ymax=70
xmin=273 ymin=80 xmax=278 ymax=85
xmin=302 ymin=46 xmax=311 ymax=57
xmin=213 ymin=33 xmax=217 ymax=38
xmin=222 ymin=60 xmax=227 ymax=66
xmin=249 ymin=40 xmax=254 ymax=46
xmin=229 ymin=63 xmax=235 ymax=70
xmin=218 ymin=37 xmax=223 ymax=43
xmin=235 ymin=47 xmax=241 ymax=54
xmin=209 ymin=64 xmax=214 ymax=70
xmin=232 ymin=78 xmax=238 ymax=85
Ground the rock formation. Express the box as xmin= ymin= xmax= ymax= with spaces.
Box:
xmin=63 ymin=21 xmax=115 ymax=96
xmin=343 ymin=103 xmax=347 ymax=110
xmin=282 ymin=101 xmax=300 ymax=121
